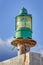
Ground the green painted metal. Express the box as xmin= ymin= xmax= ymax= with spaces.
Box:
xmin=14 ymin=8 xmax=32 ymax=39
xmin=19 ymin=7 xmax=28 ymax=15
xmin=15 ymin=27 xmax=32 ymax=39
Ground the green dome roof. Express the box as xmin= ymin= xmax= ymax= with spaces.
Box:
xmin=19 ymin=7 xmax=28 ymax=15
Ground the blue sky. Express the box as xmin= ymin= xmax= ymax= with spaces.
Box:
xmin=0 ymin=0 xmax=43 ymax=61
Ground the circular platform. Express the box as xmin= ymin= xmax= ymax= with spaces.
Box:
xmin=11 ymin=39 xmax=36 ymax=48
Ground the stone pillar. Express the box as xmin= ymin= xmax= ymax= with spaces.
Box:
xmin=18 ymin=43 xmax=30 ymax=55
xmin=17 ymin=43 xmax=30 ymax=65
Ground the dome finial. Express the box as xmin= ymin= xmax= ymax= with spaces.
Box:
xmin=19 ymin=7 xmax=28 ymax=15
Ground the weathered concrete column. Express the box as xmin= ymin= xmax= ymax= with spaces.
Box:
xmin=18 ymin=43 xmax=30 ymax=55
xmin=17 ymin=43 xmax=30 ymax=65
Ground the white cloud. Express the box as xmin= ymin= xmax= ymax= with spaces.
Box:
xmin=0 ymin=37 xmax=17 ymax=61
xmin=6 ymin=37 xmax=14 ymax=43
xmin=0 ymin=38 xmax=5 ymax=45
xmin=0 ymin=37 xmax=16 ymax=51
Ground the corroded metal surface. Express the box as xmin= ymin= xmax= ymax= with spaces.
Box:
xmin=11 ymin=39 xmax=36 ymax=47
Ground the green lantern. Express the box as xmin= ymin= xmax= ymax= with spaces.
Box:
xmin=14 ymin=8 xmax=32 ymax=39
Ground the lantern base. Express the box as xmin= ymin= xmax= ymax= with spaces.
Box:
xmin=11 ymin=39 xmax=36 ymax=48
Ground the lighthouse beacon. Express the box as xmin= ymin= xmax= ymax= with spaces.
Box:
xmin=11 ymin=7 xmax=36 ymax=55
